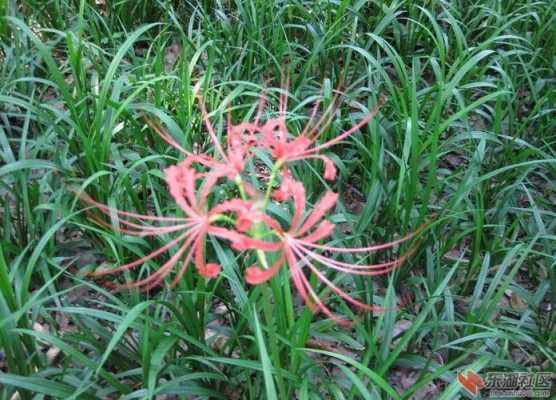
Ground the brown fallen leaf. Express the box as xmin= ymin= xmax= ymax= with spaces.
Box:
xmin=306 ymin=338 xmax=357 ymax=358
xmin=392 ymin=319 xmax=412 ymax=346
xmin=510 ymin=291 xmax=528 ymax=311
xmin=164 ymin=42 xmax=181 ymax=72
xmin=33 ymin=322 xmax=61 ymax=365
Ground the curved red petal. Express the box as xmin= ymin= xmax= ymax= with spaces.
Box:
xmin=298 ymin=221 xmax=335 ymax=243
xmin=200 ymin=263 xmax=221 ymax=278
xmin=323 ymin=157 xmax=337 ymax=181
xmin=297 ymin=191 xmax=338 ymax=236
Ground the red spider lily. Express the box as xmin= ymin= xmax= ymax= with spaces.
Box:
xmin=226 ymin=88 xmax=384 ymax=181
xmin=198 ymin=97 xmax=251 ymax=178
xmin=146 ymin=100 xmax=247 ymax=181
xmin=244 ymin=178 xmax=420 ymax=324
xmin=81 ymin=97 xmax=266 ymax=292
xmin=80 ymin=161 xmax=262 ymax=291
xmin=80 ymin=84 xmax=423 ymax=325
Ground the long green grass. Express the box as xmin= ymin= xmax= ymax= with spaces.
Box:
xmin=1 ymin=0 xmax=555 ymax=399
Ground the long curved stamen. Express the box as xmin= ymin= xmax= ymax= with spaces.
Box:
xmin=291 ymin=244 xmax=385 ymax=312
xmin=90 ymin=229 xmax=196 ymax=277
xmin=144 ymin=116 xmax=192 ymax=156
xmin=254 ymin=89 xmax=268 ymax=125
xmin=198 ymin=96 xmax=229 ymax=161
xmin=299 ymin=97 xmax=323 ymax=138
xmin=296 ymin=229 xmax=419 ymax=253
xmin=114 ymin=229 xmax=200 ymax=290
xmin=89 ymin=214 xmax=196 ymax=237
xmin=297 ymin=104 xmax=382 ymax=156
xmin=293 ymin=253 xmax=350 ymax=325
xmin=303 ymin=82 xmax=347 ymax=141
xmin=297 ymin=241 xmax=410 ymax=270
xmin=134 ymin=223 xmax=198 ymax=237
xmin=289 ymin=154 xmax=337 ymax=180
xmin=285 ymin=248 xmax=315 ymax=311
xmin=296 ymin=242 xmax=414 ymax=273
xmin=304 ymin=94 xmax=338 ymax=140
xmin=168 ymin=234 xmax=201 ymax=288
xmin=79 ymin=193 xmax=189 ymax=222
xmin=289 ymin=154 xmax=332 ymax=163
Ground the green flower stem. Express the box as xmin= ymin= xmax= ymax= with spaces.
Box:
xmin=263 ymin=159 xmax=284 ymax=208
xmin=234 ymin=174 xmax=248 ymax=200
xmin=234 ymin=170 xmax=287 ymax=397
xmin=234 ymin=175 xmax=271 ymax=269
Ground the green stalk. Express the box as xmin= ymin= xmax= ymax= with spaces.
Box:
xmin=234 ymin=173 xmax=287 ymax=397
xmin=263 ymin=160 xmax=283 ymax=208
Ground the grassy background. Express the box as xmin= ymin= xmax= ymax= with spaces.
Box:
xmin=1 ymin=0 xmax=555 ymax=398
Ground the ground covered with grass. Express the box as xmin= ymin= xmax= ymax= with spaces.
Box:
xmin=1 ymin=1 xmax=555 ymax=399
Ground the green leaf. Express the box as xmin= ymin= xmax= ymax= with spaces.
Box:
xmin=303 ymin=349 xmax=401 ymax=400
xmin=0 ymin=159 xmax=58 ymax=178
xmin=96 ymin=301 xmax=153 ymax=374
xmin=0 ymin=373 xmax=95 ymax=399
xmin=253 ymin=308 xmax=278 ymax=400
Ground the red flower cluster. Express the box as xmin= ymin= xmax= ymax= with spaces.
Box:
xmin=80 ymin=86 xmax=421 ymax=323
